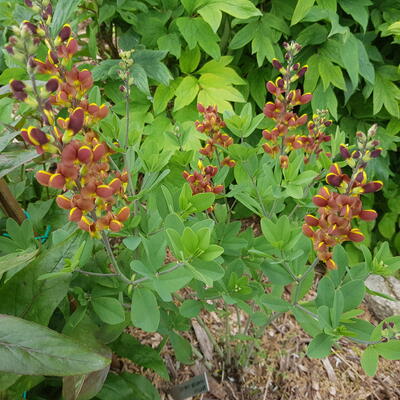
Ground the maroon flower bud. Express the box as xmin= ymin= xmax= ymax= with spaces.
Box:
xmin=45 ymin=78 xmax=59 ymax=92
xmin=326 ymin=173 xmax=343 ymax=187
xmin=272 ymin=58 xmax=282 ymax=70
xmin=197 ymin=103 xmax=205 ymax=113
xmin=68 ymin=108 xmax=84 ymax=134
xmin=119 ymin=85 xmax=125 ymax=92
xmin=5 ymin=45 xmax=14 ymax=54
xmin=296 ymin=65 xmax=308 ymax=78
xmin=58 ymin=24 xmax=72 ymax=42
xmin=293 ymin=63 xmax=300 ymax=71
xmin=362 ymin=181 xmax=383 ymax=193
xmin=359 ymin=209 xmax=378 ymax=221
xmin=24 ymin=0 xmax=33 ymax=6
xmin=48 ymin=51 xmax=59 ymax=64
xmin=370 ymin=149 xmax=382 ymax=158
xmin=22 ymin=21 xmax=37 ymax=35
xmin=10 ymin=80 xmax=26 ymax=92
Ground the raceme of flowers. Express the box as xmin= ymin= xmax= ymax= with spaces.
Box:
xmin=183 ymin=104 xmax=235 ymax=197
xmin=262 ymin=41 xmax=332 ymax=168
xmin=7 ymin=8 xmax=130 ymax=237
xmin=302 ymin=125 xmax=383 ymax=269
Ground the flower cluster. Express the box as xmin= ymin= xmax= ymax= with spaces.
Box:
xmin=303 ymin=125 xmax=383 ymax=269
xmin=183 ymin=162 xmax=224 ymax=195
xmin=182 ymin=104 xmax=235 ymax=197
xmin=262 ymin=42 xmax=331 ymax=168
xmin=7 ymin=3 xmax=130 ymax=236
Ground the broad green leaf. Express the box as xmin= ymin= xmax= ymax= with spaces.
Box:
xmin=176 ymin=17 xmax=220 ymax=59
xmin=179 ymin=300 xmax=203 ymax=318
xmin=340 ymin=34 xmax=359 ymax=88
xmin=307 ymin=333 xmax=335 ymax=358
xmin=0 ymin=248 xmax=38 ymax=275
xmin=123 ymin=236 xmax=141 ymax=251
xmin=51 ymin=0 xmax=81 ymax=37
xmin=188 ymin=260 xmax=224 ymax=286
xmin=318 ymin=57 xmax=346 ymax=90
xmin=130 ymin=63 xmax=150 ymax=95
xmin=134 ymin=50 xmax=173 ymax=86
xmin=157 ymin=33 xmax=181 ymax=58
xmin=153 ymin=80 xmax=179 ymax=114
xmin=174 ymin=76 xmax=199 ymax=111
xmin=229 ymin=22 xmax=257 ymax=50
xmin=179 ymin=46 xmax=201 ymax=74
xmin=111 ymin=333 xmax=169 ymax=379
xmin=0 ymin=149 xmax=38 ymax=179
xmin=92 ymin=297 xmax=125 ymax=325
xmin=261 ymin=295 xmax=290 ymax=312
xmin=373 ymin=70 xmax=400 ymax=117
xmin=62 ymin=349 xmax=111 ymax=400
xmin=291 ymin=0 xmax=315 ymax=25
xmin=198 ymin=244 xmax=224 ymax=261
xmin=340 ymin=280 xmax=365 ymax=312
xmin=198 ymin=3 xmax=222 ymax=32
xmin=378 ymin=213 xmax=397 ymax=239
xmin=0 ymin=233 xmax=80 ymax=325
xmin=0 ymin=314 xmax=110 ymax=376
xmin=360 ymin=347 xmax=379 ymax=376
xmin=340 ymin=0 xmax=371 ymax=32
xmin=375 ymin=340 xmax=400 ymax=360
xmin=169 ymin=332 xmax=192 ymax=364
xmin=131 ymin=288 xmax=160 ymax=332
xmin=251 ymin=20 xmax=275 ymax=66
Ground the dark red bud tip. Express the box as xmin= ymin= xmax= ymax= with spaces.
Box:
xmin=24 ymin=0 xmax=33 ymax=6
xmin=10 ymin=80 xmax=25 ymax=92
xmin=197 ymin=103 xmax=205 ymax=113
xmin=370 ymin=149 xmax=382 ymax=158
xmin=109 ymin=219 xmax=123 ymax=232
xmin=297 ymin=65 xmax=308 ymax=78
xmin=359 ymin=209 xmax=378 ymax=221
xmin=362 ymin=181 xmax=383 ymax=193
xmin=68 ymin=108 xmax=84 ymax=134
xmin=339 ymin=144 xmax=350 ymax=159
xmin=302 ymin=224 xmax=314 ymax=238
xmin=348 ymin=229 xmax=365 ymax=242
xmin=5 ymin=45 xmax=14 ymax=54
xmin=36 ymin=170 xmax=52 ymax=186
xmin=45 ymin=78 xmax=59 ymax=92
xmin=119 ymin=85 xmax=125 ymax=92
xmin=58 ymin=24 xmax=72 ymax=41
xmin=272 ymin=58 xmax=282 ymax=70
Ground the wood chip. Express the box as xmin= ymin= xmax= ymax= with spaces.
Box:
xmin=192 ymin=320 xmax=214 ymax=362
xmin=321 ymin=358 xmax=337 ymax=382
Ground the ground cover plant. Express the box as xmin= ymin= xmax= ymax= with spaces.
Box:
xmin=0 ymin=0 xmax=400 ymax=399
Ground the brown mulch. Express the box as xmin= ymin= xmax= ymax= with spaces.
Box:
xmin=113 ymin=302 xmax=400 ymax=400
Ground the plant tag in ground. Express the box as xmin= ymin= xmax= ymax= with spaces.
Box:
xmin=170 ymin=373 xmax=209 ymax=400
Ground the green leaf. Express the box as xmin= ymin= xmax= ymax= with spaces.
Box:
xmin=179 ymin=46 xmax=201 ymax=74
xmin=0 ymin=149 xmax=38 ymax=179
xmin=131 ymin=288 xmax=160 ymax=332
xmin=262 ymin=295 xmax=290 ymax=312
xmin=134 ymin=50 xmax=172 ymax=86
xmin=176 ymin=17 xmax=220 ymax=59
xmin=340 ymin=280 xmax=365 ymax=312
xmin=153 ymin=80 xmax=179 ymax=115
xmin=307 ymin=333 xmax=335 ymax=358
xmin=291 ymin=0 xmax=316 ymax=25
xmin=188 ymin=260 xmax=224 ymax=286
xmin=360 ymin=347 xmax=379 ymax=376
xmin=123 ymin=236 xmax=141 ymax=251
xmin=229 ymin=22 xmax=257 ymax=50
xmin=180 ymin=300 xmax=203 ymax=318
xmin=378 ymin=213 xmax=397 ymax=238
xmin=169 ymin=332 xmax=192 ymax=364
xmin=375 ymin=340 xmax=400 ymax=360
xmin=98 ymin=4 xmax=116 ymax=24
xmin=0 ymin=68 xmax=27 ymax=85
xmin=340 ymin=0 xmax=370 ymax=32
xmin=318 ymin=57 xmax=346 ymax=90
xmin=0 ymin=233 xmax=80 ymax=325
xmin=111 ymin=333 xmax=169 ymax=379
xmin=0 ymin=248 xmax=38 ymax=275
xmin=51 ymin=0 xmax=81 ymax=37
xmin=157 ymin=33 xmax=181 ymax=58
xmin=174 ymin=76 xmax=199 ymax=111
xmin=251 ymin=20 xmax=275 ymax=66
xmin=340 ymin=34 xmax=359 ymax=88
xmin=92 ymin=297 xmax=125 ymax=325
xmin=198 ymin=3 xmax=222 ymax=32
xmin=0 ymin=314 xmax=110 ymax=376
xmin=130 ymin=64 xmax=150 ymax=95
xmin=198 ymin=244 xmax=224 ymax=261
xmin=373 ymin=69 xmax=400 ymax=118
